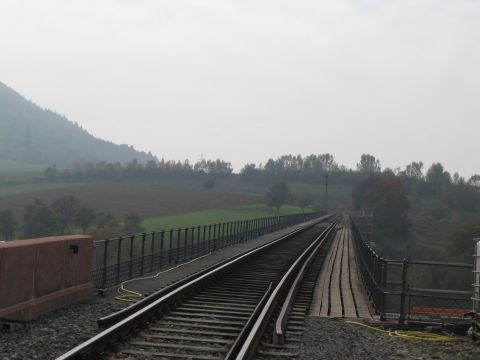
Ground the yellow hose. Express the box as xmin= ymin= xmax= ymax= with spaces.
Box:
xmin=115 ymin=251 xmax=213 ymax=302
xmin=345 ymin=320 xmax=462 ymax=342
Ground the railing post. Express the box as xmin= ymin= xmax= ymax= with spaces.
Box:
xmin=168 ymin=230 xmax=173 ymax=265
xmin=102 ymin=239 xmax=109 ymax=289
xmin=128 ymin=235 xmax=134 ymax=279
xmin=213 ymin=224 xmax=217 ymax=251
xmin=381 ymin=258 xmax=387 ymax=320
xmin=196 ymin=226 xmax=201 ymax=256
xmin=159 ymin=231 xmax=164 ymax=269
xmin=399 ymin=259 xmax=408 ymax=325
xmin=183 ymin=228 xmax=187 ymax=261
xmin=176 ymin=228 xmax=181 ymax=261
xmin=202 ymin=226 xmax=207 ymax=254
xmin=221 ymin=223 xmax=226 ymax=248
xmin=140 ymin=233 xmax=146 ymax=276
xmin=150 ymin=231 xmax=156 ymax=272
xmin=116 ymin=237 xmax=123 ymax=284
xmin=208 ymin=224 xmax=212 ymax=252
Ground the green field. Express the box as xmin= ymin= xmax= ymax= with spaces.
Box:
xmin=142 ymin=204 xmax=310 ymax=231
xmin=0 ymin=182 xmax=85 ymax=197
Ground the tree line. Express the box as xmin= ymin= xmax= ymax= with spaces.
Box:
xmin=0 ymin=196 xmax=144 ymax=241
xmin=44 ymin=158 xmax=233 ymax=182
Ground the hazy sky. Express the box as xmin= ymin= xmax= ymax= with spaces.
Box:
xmin=0 ymin=0 xmax=479 ymax=176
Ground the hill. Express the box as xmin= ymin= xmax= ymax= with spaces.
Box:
xmin=0 ymin=81 xmax=156 ymax=166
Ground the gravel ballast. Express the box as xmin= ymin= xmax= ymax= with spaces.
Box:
xmin=0 ymin=301 xmax=118 ymax=360
xmin=299 ymin=317 xmax=480 ymax=360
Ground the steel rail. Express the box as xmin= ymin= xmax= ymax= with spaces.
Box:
xmin=224 ymin=283 xmax=273 ymax=360
xmin=56 ymin=214 xmax=332 ymax=360
xmin=234 ymin=221 xmax=338 ymax=360
xmin=273 ymin=221 xmax=337 ymax=345
xmin=98 ymin=213 xmax=332 ymax=329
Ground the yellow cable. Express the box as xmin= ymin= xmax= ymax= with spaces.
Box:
xmin=345 ymin=320 xmax=462 ymax=342
xmin=115 ymin=251 xmax=213 ymax=302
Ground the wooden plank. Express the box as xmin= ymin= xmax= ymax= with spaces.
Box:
xmin=309 ymin=227 xmax=338 ymax=316
xmin=329 ymin=229 xmax=344 ymax=318
xmin=341 ymin=228 xmax=356 ymax=317
xmin=319 ymin=230 xmax=342 ymax=316
xmin=348 ymin=228 xmax=372 ymax=318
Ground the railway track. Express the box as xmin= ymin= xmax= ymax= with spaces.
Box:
xmin=56 ymin=215 xmax=337 ymax=360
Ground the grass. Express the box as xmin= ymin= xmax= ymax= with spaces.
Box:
xmin=142 ymin=204 xmax=310 ymax=231
xmin=0 ymin=182 xmax=85 ymax=197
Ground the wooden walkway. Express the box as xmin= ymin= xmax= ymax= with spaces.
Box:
xmin=309 ymin=222 xmax=372 ymax=318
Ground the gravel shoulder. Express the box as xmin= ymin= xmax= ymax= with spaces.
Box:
xmin=0 ymin=300 xmax=118 ymax=360
xmin=299 ymin=317 xmax=480 ymax=360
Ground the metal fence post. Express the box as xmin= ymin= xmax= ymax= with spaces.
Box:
xmin=381 ymin=258 xmax=387 ymax=320
xmin=150 ymin=231 xmax=156 ymax=272
xmin=399 ymin=259 xmax=408 ymax=325
xmin=140 ymin=233 xmax=146 ymax=276
xmin=159 ymin=231 xmax=164 ymax=269
xmin=213 ymin=224 xmax=217 ymax=251
xmin=196 ymin=226 xmax=201 ymax=256
xmin=128 ymin=235 xmax=134 ymax=279
xmin=102 ymin=239 xmax=109 ymax=289
xmin=168 ymin=230 xmax=173 ymax=265
xmin=116 ymin=237 xmax=123 ymax=284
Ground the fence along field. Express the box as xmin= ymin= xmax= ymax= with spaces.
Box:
xmin=92 ymin=212 xmax=324 ymax=288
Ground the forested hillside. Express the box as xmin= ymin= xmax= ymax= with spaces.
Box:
xmin=0 ymin=82 xmax=156 ymax=166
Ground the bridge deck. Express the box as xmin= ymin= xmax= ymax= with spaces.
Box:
xmin=309 ymin=223 xmax=372 ymax=318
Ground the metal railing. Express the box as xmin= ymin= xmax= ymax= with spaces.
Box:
xmin=351 ymin=217 xmax=473 ymax=323
xmin=91 ymin=212 xmax=326 ymax=288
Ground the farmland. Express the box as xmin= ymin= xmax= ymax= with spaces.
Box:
xmin=0 ymin=182 xmax=84 ymax=197
xmin=0 ymin=182 xmax=262 ymax=220
xmin=142 ymin=204 xmax=310 ymax=231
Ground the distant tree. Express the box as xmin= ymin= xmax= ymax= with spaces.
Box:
xmin=23 ymin=200 xmax=61 ymax=238
xmin=0 ymin=210 xmax=17 ymax=240
xmin=240 ymin=163 xmax=259 ymax=182
xmin=123 ymin=211 xmax=144 ymax=235
xmin=204 ymin=179 xmax=215 ymax=189
xmin=96 ymin=212 xmax=118 ymax=228
xmin=318 ymin=153 xmax=336 ymax=172
xmin=357 ymin=154 xmax=381 ymax=174
xmin=352 ymin=175 xmax=409 ymax=239
xmin=90 ymin=212 xmax=120 ymax=239
xmin=266 ymin=182 xmax=293 ymax=215
xmin=145 ymin=160 xmax=158 ymax=177
xmin=426 ymin=163 xmax=452 ymax=201
xmin=75 ymin=207 xmax=96 ymax=233
xmin=52 ymin=196 xmax=80 ymax=234
xmin=448 ymin=223 xmax=480 ymax=261
xmin=44 ymin=165 xmax=58 ymax=181
xmin=404 ymin=161 xmax=424 ymax=179
xmin=469 ymin=174 xmax=480 ymax=187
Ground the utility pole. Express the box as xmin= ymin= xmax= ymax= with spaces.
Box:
xmin=324 ymin=172 xmax=329 ymax=211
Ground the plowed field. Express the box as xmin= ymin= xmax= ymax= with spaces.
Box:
xmin=0 ymin=183 xmax=261 ymax=219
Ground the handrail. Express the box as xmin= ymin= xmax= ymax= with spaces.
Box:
xmin=273 ymin=222 xmax=337 ymax=345
xmin=235 ymin=220 xmax=338 ymax=360
xmin=56 ymin=214 xmax=332 ymax=360
xmin=97 ymin=214 xmax=331 ymax=328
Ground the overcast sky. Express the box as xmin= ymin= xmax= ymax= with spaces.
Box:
xmin=0 ymin=0 xmax=479 ymax=177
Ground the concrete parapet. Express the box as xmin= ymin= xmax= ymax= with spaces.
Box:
xmin=0 ymin=235 xmax=95 ymax=322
